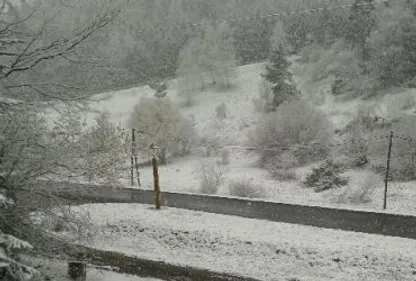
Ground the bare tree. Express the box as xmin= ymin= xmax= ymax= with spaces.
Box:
xmin=0 ymin=0 xmax=125 ymax=101
xmin=0 ymin=0 xmax=127 ymax=278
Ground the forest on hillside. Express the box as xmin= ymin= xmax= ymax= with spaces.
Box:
xmin=4 ymin=0 xmax=416 ymax=99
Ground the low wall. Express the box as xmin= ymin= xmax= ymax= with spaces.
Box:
xmin=51 ymin=183 xmax=416 ymax=240
xmin=78 ymin=246 xmax=260 ymax=281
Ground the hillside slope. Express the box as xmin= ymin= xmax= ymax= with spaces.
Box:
xmin=82 ymin=61 xmax=416 ymax=215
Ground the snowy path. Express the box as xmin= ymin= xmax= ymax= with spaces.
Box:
xmin=72 ymin=203 xmax=416 ymax=281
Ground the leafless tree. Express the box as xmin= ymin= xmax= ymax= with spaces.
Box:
xmin=0 ymin=0 xmax=128 ymax=277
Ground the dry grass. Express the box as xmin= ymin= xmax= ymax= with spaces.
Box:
xmin=228 ymin=179 xmax=266 ymax=198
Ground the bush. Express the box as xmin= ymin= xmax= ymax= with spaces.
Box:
xmin=128 ymin=97 xmax=182 ymax=164
xmin=303 ymin=159 xmax=348 ymax=193
xmin=83 ymin=111 xmax=129 ymax=186
xmin=388 ymin=115 xmax=416 ymax=181
xmin=333 ymin=171 xmax=382 ymax=204
xmin=200 ymin=136 xmax=221 ymax=158
xmin=175 ymin=116 xmax=198 ymax=157
xmin=197 ymin=159 xmax=226 ymax=194
xmin=299 ymin=40 xmax=378 ymax=99
xmin=250 ymin=100 xmax=332 ymax=167
xmin=252 ymin=78 xmax=274 ymax=113
xmin=215 ymin=103 xmax=227 ymax=119
xmin=217 ymin=148 xmax=230 ymax=165
xmin=228 ymin=179 xmax=266 ymax=198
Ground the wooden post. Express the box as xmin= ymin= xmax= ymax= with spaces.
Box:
xmin=131 ymin=128 xmax=141 ymax=187
xmin=152 ymin=156 xmax=161 ymax=210
xmin=130 ymin=128 xmax=135 ymax=187
xmin=68 ymin=261 xmax=86 ymax=281
xmin=384 ymin=131 xmax=394 ymax=210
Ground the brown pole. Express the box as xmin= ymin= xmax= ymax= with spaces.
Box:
xmin=132 ymin=128 xmax=141 ymax=187
xmin=384 ymin=131 xmax=394 ymax=210
xmin=152 ymin=156 xmax=161 ymax=210
xmin=130 ymin=128 xmax=135 ymax=186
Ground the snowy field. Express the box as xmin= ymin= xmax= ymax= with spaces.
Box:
xmin=46 ymin=62 xmax=416 ymax=215
xmin=67 ymin=203 xmax=416 ymax=281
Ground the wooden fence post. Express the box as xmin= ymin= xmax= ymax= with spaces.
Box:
xmin=68 ymin=254 xmax=86 ymax=281
xmin=384 ymin=131 xmax=394 ymax=210
xmin=152 ymin=156 xmax=161 ymax=210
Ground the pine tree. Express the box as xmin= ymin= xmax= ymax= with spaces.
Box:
xmin=345 ymin=0 xmax=376 ymax=60
xmin=262 ymin=45 xmax=299 ymax=110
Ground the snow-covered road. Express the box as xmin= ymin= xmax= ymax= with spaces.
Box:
xmin=69 ymin=203 xmax=416 ymax=281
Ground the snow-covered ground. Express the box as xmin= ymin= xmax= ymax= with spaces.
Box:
xmin=67 ymin=203 xmax=416 ymax=281
xmin=28 ymin=258 xmax=162 ymax=281
xmin=44 ymin=61 xmax=416 ymax=215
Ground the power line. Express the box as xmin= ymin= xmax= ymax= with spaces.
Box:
xmin=136 ymin=2 xmax=384 ymax=35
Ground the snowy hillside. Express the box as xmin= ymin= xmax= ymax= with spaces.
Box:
xmin=72 ymin=61 xmax=416 ymax=215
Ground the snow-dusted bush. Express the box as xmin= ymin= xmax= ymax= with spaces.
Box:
xmin=249 ymin=100 xmax=332 ymax=167
xmin=228 ymin=179 xmax=266 ymax=198
xmin=197 ymin=159 xmax=226 ymax=195
xmin=31 ymin=207 xmax=96 ymax=244
xmin=215 ymin=103 xmax=227 ymax=119
xmin=333 ymin=171 xmax=382 ymax=204
xmin=175 ymin=116 xmax=198 ymax=157
xmin=0 ymin=194 xmax=38 ymax=281
xmin=128 ymin=97 xmax=181 ymax=164
xmin=300 ymin=40 xmax=378 ymax=99
xmin=176 ymin=23 xmax=237 ymax=105
xmin=83 ymin=111 xmax=129 ymax=186
xmin=303 ymin=159 xmax=348 ymax=193
xmin=199 ymin=136 xmax=221 ymax=158
xmin=217 ymin=148 xmax=230 ymax=165
xmin=0 ymin=233 xmax=39 ymax=281
xmin=252 ymin=78 xmax=273 ymax=112
xmin=388 ymin=115 xmax=416 ymax=181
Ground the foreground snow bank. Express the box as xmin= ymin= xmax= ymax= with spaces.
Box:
xmin=71 ymin=203 xmax=416 ymax=281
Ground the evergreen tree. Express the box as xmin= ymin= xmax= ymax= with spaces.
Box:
xmin=345 ymin=0 xmax=376 ymax=60
xmin=262 ymin=45 xmax=299 ymax=110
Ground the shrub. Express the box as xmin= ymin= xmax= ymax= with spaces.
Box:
xmin=269 ymin=167 xmax=298 ymax=181
xmin=303 ymin=159 xmax=348 ymax=193
xmin=200 ymin=136 xmax=221 ymax=157
xmin=128 ymin=97 xmax=181 ymax=164
xmin=218 ymin=148 xmax=230 ymax=165
xmin=197 ymin=159 xmax=226 ymax=194
xmin=0 ymin=234 xmax=39 ymax=281
xmin=387 ymin=115 xmax=416 ymax=181
xmin=175 ymin=116 xmax=198 ymax=157
xmin=333 ymin=171 xmax=382 ymax=204
xmin=215 ymin=103 xmax=227 ymax=119
xmin=228 ymin=179 xmax=266 ymax=198
xmin=252 ymin=78 xmax=274 ymax=113
xmin=83 ymin=111 xmax=129 ymax=186
xmin=300 ymin=40 xmax=378 ymax=99
xmin=250 ymin=100 xmax=332 ymax=167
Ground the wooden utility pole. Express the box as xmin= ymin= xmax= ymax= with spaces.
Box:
xmin=131 ymin=128 xmax=141 ymax=187
xmin=384 ymin=131 xmax=394 ymax=210
xmin=130 ymin=129 xmax=135 ymax=187
xmin=152 ymin=156 xmax=161 ymax=210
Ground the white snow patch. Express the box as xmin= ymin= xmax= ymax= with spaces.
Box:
xmin=69 ymin=203 xmax=416 ymax=281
